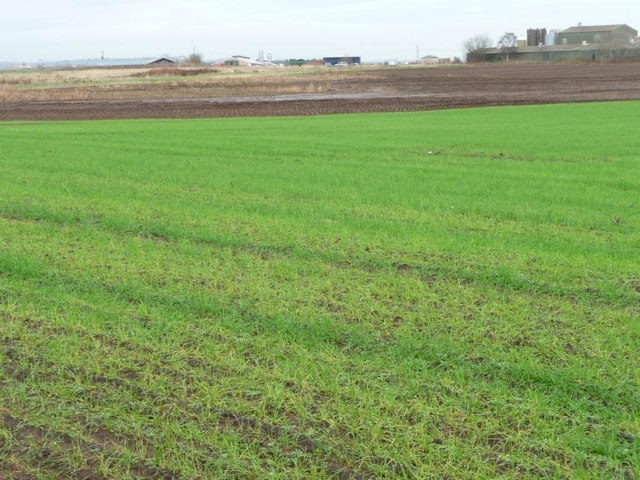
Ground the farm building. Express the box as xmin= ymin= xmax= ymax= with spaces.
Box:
xmin=323 ymin=56 xmax=361 ymax=66
xmin=470 ymin=23 xmax=640 ymax=62
xmin=146 ymin=57 xmax=177 ymax=66
xmin=421 ymin=55 xmax=451 ymax=65
xmin=421 ymin=55 xmax=439 ymax=65
xmin=556 ymin=24 xmax=637 ymax=45
xmin=223 ymin=55 xmax=268 ymax=67
xmin=476 ymin=44 xmax=603 ymax=62
xmin=472 ymin=42 xmax=640 ymax=62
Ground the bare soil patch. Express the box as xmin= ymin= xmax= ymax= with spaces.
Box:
xmin=1 ymin=63 xmax=639 ymax=120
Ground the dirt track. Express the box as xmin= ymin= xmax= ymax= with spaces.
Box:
xmin=1 ymin=63 xmax=639 ymax=120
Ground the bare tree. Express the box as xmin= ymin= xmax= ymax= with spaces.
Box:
xmin=463 ymin=34 xmax=493 ymax=62
xmin=498 ymin=32 xmax=518 ymax=61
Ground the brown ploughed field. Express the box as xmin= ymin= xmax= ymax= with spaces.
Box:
xmin=1 ymin=62 xmax=639 ymax=120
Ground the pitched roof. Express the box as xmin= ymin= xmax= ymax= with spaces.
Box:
xmin=561 ymin=25 xmax=628 ymax=34
xmin=147 ymin=57 xmax=176 ymax=65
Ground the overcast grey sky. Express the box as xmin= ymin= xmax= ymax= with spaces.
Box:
xmin=1 ymin=1 xmax=637 ymax=62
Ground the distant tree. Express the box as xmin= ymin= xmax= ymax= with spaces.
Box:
xmin=463 ymin=34 xmax=493 ymax=62
xmin=186 ymin=53 xmax=203 ymax=65
xmin=498 ymin=32 xmax=518 ymax=61
xmin=452 ymin=56 xmax=462 ymax=64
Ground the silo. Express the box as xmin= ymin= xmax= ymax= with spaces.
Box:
xmin=546 ymin=29 xmax=558 ymax=46
xmin=539 ymin=28 xmax=547 ymax=46
xmin=527 ymin=28 xmax=548 ymax=46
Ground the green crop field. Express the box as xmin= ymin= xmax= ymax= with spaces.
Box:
xmin=0 ymin=102 xmax=639 ymax=479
